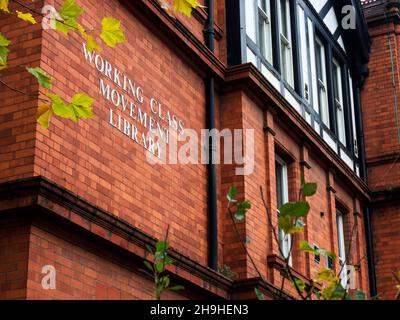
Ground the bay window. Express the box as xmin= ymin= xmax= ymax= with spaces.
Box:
xmin=279 ymin=0 xmax=294 ymax=87
xmin=275 ymin=156 xmax=292 ymax=266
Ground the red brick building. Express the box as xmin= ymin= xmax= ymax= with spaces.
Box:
xmin=0 ymin=0 xmax=379 ymax=299
xmin=362 ymin=0 xmax=400 ymax=300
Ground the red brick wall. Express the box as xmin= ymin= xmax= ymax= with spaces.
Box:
xmin=0 ymin=0 xmax=372 ymax=300
xmin=26 ymin=224 xmax=189 ymax=300
xmin=0 ymin=0 xmax=43 ymax=183
xmin=0 ymin=217 xmax=30 ymax=300
xmin=361 ymin=14 xmax=400 ymax=299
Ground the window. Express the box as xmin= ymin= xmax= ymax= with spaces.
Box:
xmin=279 ymin=0 xmax=294 ymax=87
xmin=314 ymin=244 xmax=320 ymax=264
xmin=336 ymin=211 xmax=348 ymax=289
xmin=326 ymin=255 xmax=334 ymax=269
xmin=333 ymin=59 xmax=346 ymax=146
xmin=275 ymin=156 xmax=292 ymax=266
xmin=258 ymin=0 xmax=273 ymax=63
xmin=315 ymin=38 xmax=330 ymax=127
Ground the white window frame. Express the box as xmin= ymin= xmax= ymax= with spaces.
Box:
xmin=336 ymin=211 xmax=348 ymax=289
xmin=276 ymin=156 xmax=292 ymax=266
xmin=258 ymin=0 xmax=273 ymax=63
xmin=279 ymin=0 xmax=294 ymax=87
xmin=315 ymin=37 xmax=330 ymax=127
xmin=333 ymin=58 xmax=347 ymax=146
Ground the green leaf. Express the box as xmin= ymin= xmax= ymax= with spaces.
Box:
xmin=354 ymin=289 xmax=366 ymax=300
xmin=155 ymin=261 xmax=164 ymax=273
xmin=164 ymin=255 xmax=173 ymax=266
xmin=16 ymin=11 xmax=37 ymax=24
xmin=143 ymin=261 xmax=153 ymax=273
xmin=227 ymin=186 xmax=237 ymax=203
xmin=48 ymin=93 xmax=74 ymax=119
xmin=68 ymin=93 xmax=95 ymax=122
xmin=156 ymin=240 xmax=169 ymax=253
xmin=299 ymin=241 xmax=319 ymax=255
xmin=0 ymin=0 xmax=9 ymax=13
xmin=173 ymin=0 xmax=202 ymax=17
xmin=234 ymin=200 xmax=251 ymax=221
xmin=55 ymin=18 xmax=81 ymax=36
xmin=319 ymin=248 xmax=337 ymax=260
xmin=86 ymin=35 xmax=101 ymax=52
xmin=0 ymin=33 xmax=10 ymax=47
xmin=54 ymin=0 xmax=84 ymax=36
xmin=36 ymin=103 xmax=54 ymax=129
xmin=315 ymin=268 xmax=338 ymax=283
xmin=321 ymin=282 xmax=347 ymax=300
xmin=0 ymin=32 xmax=10 ymax=68
xmin=302 ymin=182 xmax=317 ymax=197
xmin=145 ymin=244 xmax=153 ymax=253
xmin=278 ymin=215 xmax=292 ymax=234
xmin=161 ymin=276 xmax=170 ymax=288
xmin=0 ymin=46 xmax=9 ymax=68
xmin=100 ymin=17 xmax=126 ymax=48
xmin=293 ymin=279 xmax=306 ymax=292
xmin=279 ymin=202 xmax=310 ymax=218
xmin=59 ymin=0 xmax=83 ymax=20
xmin=254 ymin=288 xmax=265 ymax=300
xmin=245 ymin=236 xmax=251 ymax=245
xmin=170 ymin=285 xmax=184 ymax=291
xmin=26 ymin=67 xmax=52 ymax=89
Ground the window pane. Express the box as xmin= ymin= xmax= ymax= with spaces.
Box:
xmin=246 ymin=0 xmax=257 ymax=42
xmin=333 ymin=60 xmax=346 ymax=146
xmin=316 ymin=39 xmax=330 ymax=127
xmin=247 ymin=47 xmax=257 ymax=66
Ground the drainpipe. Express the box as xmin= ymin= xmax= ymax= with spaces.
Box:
xmin=355 ymin=85 xmax=377 ymax=297
xmin=204 ymin=0 xmax=218 ymax=271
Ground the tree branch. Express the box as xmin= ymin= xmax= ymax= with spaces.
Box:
xmin=0 ymin=78 xmax=50 ymax=103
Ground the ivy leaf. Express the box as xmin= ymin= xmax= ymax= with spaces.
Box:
xmin=254 ymin=288 xmax=265 ymax=300
xmin=59 ymin=0 xmax=83 ymax=20
xmin=0 ymin=32 xmax=10 ymax=68
xmin=170 ymin=285 xmax=184 ymax=291
xmin=173 ymin=0 xmax=203 ymax=17
xmin=227 ymin=186 xmax=237 ymax=203
xmin=0 ymin=0 xmax=9 ymax=13
xmin=234 ymin=200 xmax=251 ymax=221
xmin=143 ymin=261 xmax=153 ymax=273
xmin=36 ymin=103 xmax=54 ymax=129
xmin=26 ymin=67 xmax=52 ymax=89
xmin=279 ymin=202 xmax=310 ymax=218
xmin=302 ymin=182 xmax=317 ymax=197
xmin=48 ymin=93 xmax=74 ymax=119
xmin=100 ymin=17 xmax=126 ymax=48
xmin=68 ymin=93 xmax=95 ymax=122
xmin=16 ymin=11 xmax=37 ymax=24
xmin=86 ymin=35 xmax=101 ymax=53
